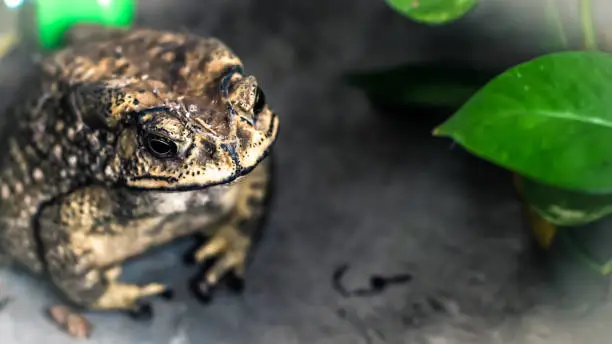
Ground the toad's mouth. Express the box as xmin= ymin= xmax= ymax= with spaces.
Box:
xmin=124 ymin=143 xmax=275 ymax=192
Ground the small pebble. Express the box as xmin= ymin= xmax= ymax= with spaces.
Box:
xmin=48 ymin=305 xmax=93 ymax=339
xmin=66 ymin=313 xmax=93 ymax=339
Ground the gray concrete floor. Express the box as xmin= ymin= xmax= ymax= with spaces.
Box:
xmin=3 ymin=0 xmax=612 ymax=343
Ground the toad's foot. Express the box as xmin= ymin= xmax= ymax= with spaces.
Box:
xmin=190 ymin=224 xmax=251 ymax=302
xmin=92 ymin=282 xmax=167 ymax=319
xmin=48 ymin=265 xmax=171 ymax=321
xmin=188 ymin=159 xmax=272 ymax=302
xmin=89 ymin=266 xmax=172 ymax=320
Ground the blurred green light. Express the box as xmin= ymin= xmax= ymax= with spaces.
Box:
xmin=34 ymin=0 xmax=136 ymax=49
xmin=4 ymin=0 xmax=24 ymax=9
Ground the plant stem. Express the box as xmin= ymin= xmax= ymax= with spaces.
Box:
xmin=580 ymin=0 xmax=598 ymax=50
xmin=545 ymin=0 xmax=568 ymax=49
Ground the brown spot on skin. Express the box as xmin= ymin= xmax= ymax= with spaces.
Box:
xmin=33 ymin=168 xmax=44 ymax=181
xmin=53 ymin=145 xmax=63 ymax=160
xmin=1 ymin=184 xmax=10 ymax=199
xmin=118 ymin=130 xmax=137 ymax=159
xmin=66 ymin=128 xmax=75 ymax=140
xmin=68 ymin=155 xmax=78 ymax=167
xmin=14 ymin=182 xmax=23 ymax=194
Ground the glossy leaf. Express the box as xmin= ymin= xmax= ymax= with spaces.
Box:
xmin=522 ymin=178 xmax=612 ymax=226
xmin=345 ymin=62 xmax=497 ymax=109
xmin=434 ymin=51 xmax=612 ymax=193
xmin=387 ymin=0 xmax=478 ymax=25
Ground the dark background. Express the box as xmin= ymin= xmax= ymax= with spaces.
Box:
xmin=2 ymin=0 xmax=612 ymax=343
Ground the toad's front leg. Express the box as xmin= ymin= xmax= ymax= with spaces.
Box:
xmin=38 ymin=187 xmax=172 ymax=320
xmin=189 ymin=159 xmax=273 ymax=301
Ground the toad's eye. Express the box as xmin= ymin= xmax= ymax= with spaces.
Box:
xmin=253 ymin=86 xmax=266 ymax=115
xmin=145 ymin=134 xmax=178 ymax=158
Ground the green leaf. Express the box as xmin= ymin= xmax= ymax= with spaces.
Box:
xmin=345 ymin=62 xmax=497 ymax=109
xmin=387 ymin=0 xmax=478 ymax=25
xmin=434 ymin=51 xmax=612 ymax=193
xmin=522 ymin=178 xmax=612 ymax=226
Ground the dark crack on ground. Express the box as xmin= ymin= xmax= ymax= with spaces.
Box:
xmin=332 ymin=263 xmax=413 ymax=298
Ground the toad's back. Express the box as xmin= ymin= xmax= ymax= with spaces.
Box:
xmin=0 ymin=55 xmax=108 ymax=272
